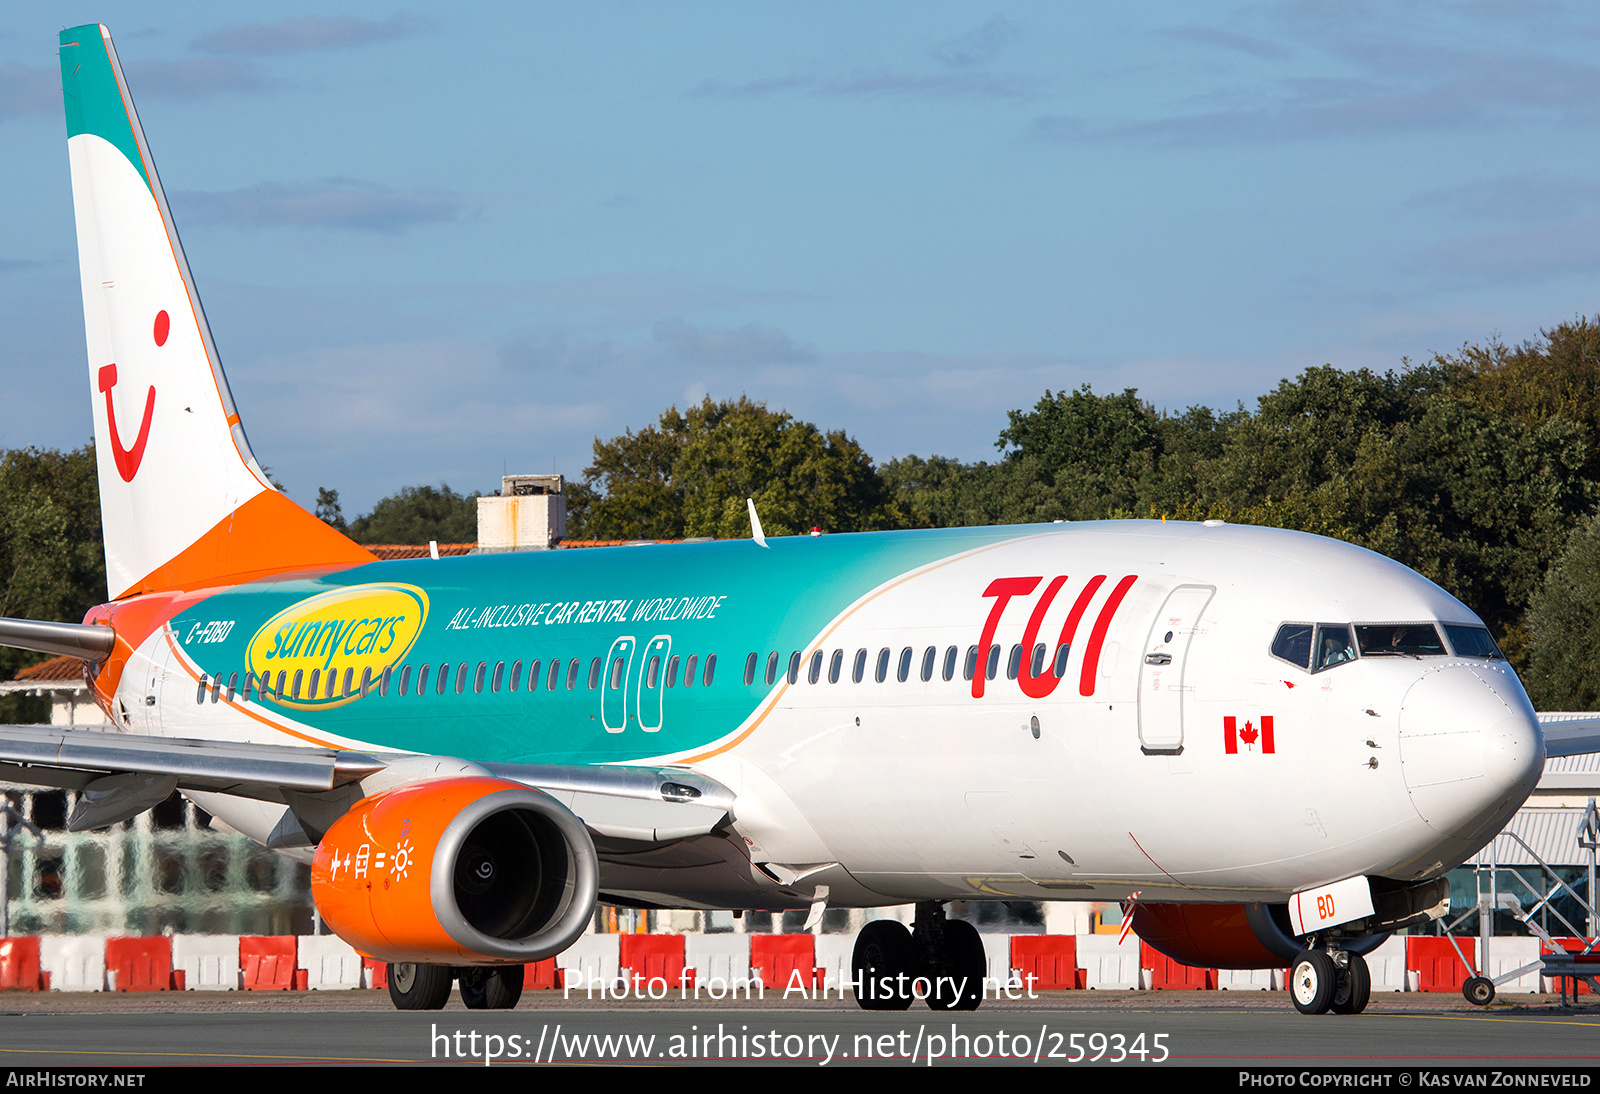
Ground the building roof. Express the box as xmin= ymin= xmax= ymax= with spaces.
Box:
xmin=0 ymin=654 xmax=88 ymax=694
xmin=1468 ymin=807 xmax=1600 ymax=867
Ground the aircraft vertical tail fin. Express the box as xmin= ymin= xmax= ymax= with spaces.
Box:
xmin=59 ymin=25 xmax=373 ymax=600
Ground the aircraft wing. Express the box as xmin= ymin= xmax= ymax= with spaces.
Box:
xmin=1538 ymin=713 xmax=1600 ymax=758
xmin=0 ymin=723 xmax=732 ymax=840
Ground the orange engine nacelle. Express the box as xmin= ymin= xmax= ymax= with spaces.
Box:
xmin=1131 ymin=902 xmax=1303 ymax=969
xmin=311 ymin=776 xmax=598 ymax=966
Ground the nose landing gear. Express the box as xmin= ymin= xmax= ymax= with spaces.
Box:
xmin=1290 ymin=948 xmax=1370 ymax=1015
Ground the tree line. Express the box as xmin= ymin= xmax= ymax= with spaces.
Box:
xmin=5 ymin=317 xmax=1600 ymax=710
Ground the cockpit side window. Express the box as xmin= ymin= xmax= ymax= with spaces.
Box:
xmin=1315 ymin=625 xmax=1356 ymax=671
xmin=1272 ymin=622 xmax=1355 ymax=673
xmin=1271 ymin=624 xmax=1313 ymax=670
xmin=1443 ymin=624 xmax=1505 ymax=660
xmin=1355 ymin=623 xmax=1445 ymax=657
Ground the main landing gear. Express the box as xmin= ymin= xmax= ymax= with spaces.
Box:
xmin=1289 ymin=949 xmax=1371 ymax=1015
xmin=851 ymin=902 xmax=988 ymax=1012
xmin=387 ymin=963 xmax=525 ymax=1010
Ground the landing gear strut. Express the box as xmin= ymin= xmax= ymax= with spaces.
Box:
xmin=1290 ymin=949 xmax=1370 ymax=1015
xmin=850 ymin=902 xmax=988 ymax=1012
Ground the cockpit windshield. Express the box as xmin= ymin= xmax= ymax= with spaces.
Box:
xmin=1272 ymin=620 xmax=1505 ymax=671
xmin=1354 ymin=624 xmax=1446 ymax=657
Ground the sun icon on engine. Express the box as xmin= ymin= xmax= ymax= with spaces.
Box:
xmin=391 ymin=839 xmax=413 ymax=880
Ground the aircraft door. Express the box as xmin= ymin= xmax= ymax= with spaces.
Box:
xmin=1137 ymin=584 xmax=1214 ymax=755
xmin=143 ymin=630 xmax=178 ymax=735
xmin=601 ymin=636 xmax=636 ymax=733
xmin=636 ymin=635 xmax=671 ymax=732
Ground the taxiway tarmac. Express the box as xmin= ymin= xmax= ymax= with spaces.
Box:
xmin=0 ymin=990 xmax=1596 ymax=1066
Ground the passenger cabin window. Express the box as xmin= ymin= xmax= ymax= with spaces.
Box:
xmin=787 ymin=652 xmax=801 ymax=685
xmin=808 ymin=651 xmax=823 ymax=685
xmin=666 ymin=655 xmax=679 ymax=687
xmin=921 ymin=646 xmax=936 ymax=682
xmin=765 ymin=652 xmax=779 ymax=686
xmin=1006 ymin=644 xmax=1022 ymax=680
xmin=588 ymin=658 xmax=602 ymax=689
xmin=614 ymin=657 xmax=629 ymax=689
xmin=567 ymin=658 xmax=581 ymax=690
xmin=897 ymin=647 xmax=913 ymax=683
xmin=828 ymin=650 xmax=843 ymax=684
xmin=985 ymin=644 xmax=1001 ymax=680
xmin=684 ymin=655 xmax=698 ymax=687
xmin=548 ymin=659 xmax=561 ymax=691
xmin=703 ymin=654 xmax=716 ymax=686
xmin=744 ymin=653 xmax=758 ymax=687
xmin=853 ymin=649 xmax=867 ymax=684
xmin=943 ymin=646 xmax=958 ymax=681
xmin=963 ymin=646 xmax=978 ymax=681
xmin=1052 ymin=643 xmax=1071 ymax=678
xmin=875 ymin=648 xmax=890 ymax=684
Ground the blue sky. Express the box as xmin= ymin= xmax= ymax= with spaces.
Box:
xmin=4 ymin=3 xmax=1600 ymax=515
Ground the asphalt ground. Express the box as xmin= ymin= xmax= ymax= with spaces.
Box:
xmin=0 ymin=989 xmax=1597 ymax=1068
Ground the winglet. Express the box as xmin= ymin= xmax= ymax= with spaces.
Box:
xmin=747 ymin=498 xmax=768 ymax=548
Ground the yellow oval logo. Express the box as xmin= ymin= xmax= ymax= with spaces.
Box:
xmin=246 ymin=583 xmax=428 ymax=710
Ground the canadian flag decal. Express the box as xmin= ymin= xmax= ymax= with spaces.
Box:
xmin=1224 ymin=715 xmax=1275 ymax=755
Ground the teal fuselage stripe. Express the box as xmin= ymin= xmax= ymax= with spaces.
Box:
xmin=169 ymin=527 xmax=1032 ymax=764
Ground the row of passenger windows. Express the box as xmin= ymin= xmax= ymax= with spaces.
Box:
xmin=193 ymin=639 xmax=1083 ymax=704
xmin=194 ymin=653 xmax=719 ymax=705
xmin=741 ymin=642 xmax=1074 ymax=686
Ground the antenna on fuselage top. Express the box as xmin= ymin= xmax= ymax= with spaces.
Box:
xmin=747 ymin=498 xmax=768 ymax=549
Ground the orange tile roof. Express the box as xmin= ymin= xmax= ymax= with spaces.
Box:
xmin=15 ymin=655 xmax=86 ymax=682
xmin=363 ymin=543 xmax=475 ymax=559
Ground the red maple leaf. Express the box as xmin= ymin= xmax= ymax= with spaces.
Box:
xmin=1239 ymin=721 xmax=1259 ymax=750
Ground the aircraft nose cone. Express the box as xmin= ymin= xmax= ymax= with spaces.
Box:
xmin=1398 ymin=663 xmax=1543 ymax=844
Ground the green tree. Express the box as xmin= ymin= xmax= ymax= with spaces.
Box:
xmin=0 ymin=445 xmax=106 ymax=722
xmin=347 ymin=484 xmax=479 ymax=544
xmin=580 ymin=397 xmax=900 ymax=540
xmin=314 ymin=487 xmax=347 ymax=531
xmin=1525 ymin=512 xmax=1600 ymax=710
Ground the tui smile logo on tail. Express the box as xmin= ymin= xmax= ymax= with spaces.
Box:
xmin=97 ymin=309 xmax=165 ymax=482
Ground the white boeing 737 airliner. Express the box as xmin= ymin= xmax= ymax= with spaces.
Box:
xmin=0 ymin=25 xmax=1580 ymax=1016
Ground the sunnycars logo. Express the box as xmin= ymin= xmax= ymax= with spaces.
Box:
xmin=246 ymin=584 xmax=428 ymax=710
